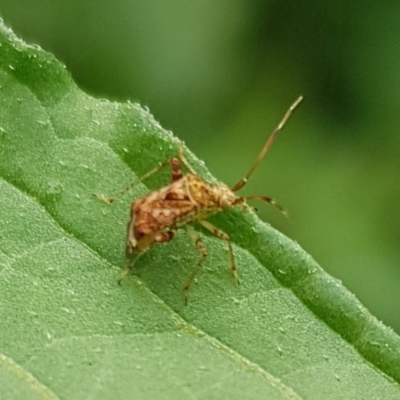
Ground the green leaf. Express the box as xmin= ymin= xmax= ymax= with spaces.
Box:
xmin=0 ymin=19 xmax=399 ymax=400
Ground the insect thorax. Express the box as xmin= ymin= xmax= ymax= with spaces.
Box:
xmin=128 ymin=174 xmax=237 ymax=245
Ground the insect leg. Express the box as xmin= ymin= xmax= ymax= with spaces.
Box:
xmin=235 ymin=195 xmax=290 ymax=220
xmin=198 ymin=219 xmax=239 ymax=284
xmin=95 ymin=156 xmax=180 ymax=205
xmin=178 ymin=141 xmax=197 ymax=175
xmin=170 ymin=158 xmax=184 ymax=182
xmin=183 ymin=224 xmax=208 ymax=304
xmin=118 ymin=250 xmax=148 ymax=284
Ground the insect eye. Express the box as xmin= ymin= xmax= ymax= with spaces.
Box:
xmin=219 ymin=195 xmax=234 ymax=210
xmin=220 ymin=199 xmax=229 ymax=209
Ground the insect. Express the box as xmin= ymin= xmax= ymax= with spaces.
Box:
xmin=97 ymin=96 xmax=302 ymax=303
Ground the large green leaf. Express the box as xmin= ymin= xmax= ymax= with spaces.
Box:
xmin=0 ymin=20 xmax=399 ymax=399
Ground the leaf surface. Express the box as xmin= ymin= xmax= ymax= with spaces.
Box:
xmin=0 ymin=20 xmax=399 ymax=400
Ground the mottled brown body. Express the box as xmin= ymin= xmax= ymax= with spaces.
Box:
xmin=127 ymin=174 xmax=237 ymax=255
xmin=97 ymin=96 xmax=302 ymax=303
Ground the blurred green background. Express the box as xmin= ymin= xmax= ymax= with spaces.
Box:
xmin=1 ymin=1 xmax=399 ymax=333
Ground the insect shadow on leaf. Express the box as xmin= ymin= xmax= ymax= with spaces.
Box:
xmin=95 ymin=96 xmax=303 ymax=304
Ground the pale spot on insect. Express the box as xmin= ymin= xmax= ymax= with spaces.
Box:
xmin=151 ymin=209 xmax=161 ymax=218
xmin=151 ymin=208 xmax=175 ymax=219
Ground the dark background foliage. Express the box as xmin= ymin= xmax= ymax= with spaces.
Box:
xmin=1 ymin=0 xmax=399 ymax=333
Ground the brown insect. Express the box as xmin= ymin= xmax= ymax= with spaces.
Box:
xmin=97 ymin=96 xmax=302 ymax=303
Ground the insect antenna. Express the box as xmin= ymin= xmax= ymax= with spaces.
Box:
xmin=231 ymin=96 xmax=303 ymax=192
